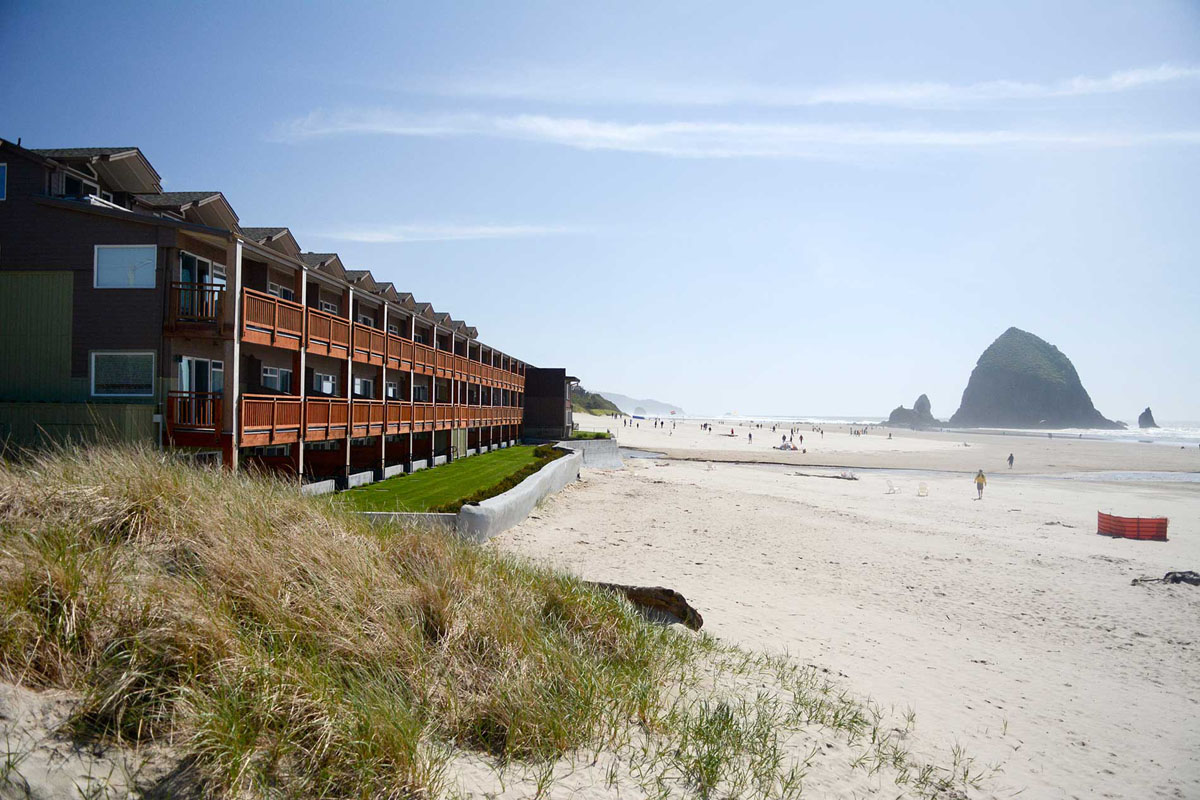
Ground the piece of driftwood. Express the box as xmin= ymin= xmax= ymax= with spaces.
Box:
xmin=588 ymin=582 xmax=704 ymax=630
xmin=1132 ymin=570 xmax=1200 ymax=586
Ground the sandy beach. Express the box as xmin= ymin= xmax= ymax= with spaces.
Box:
xmin=492 ymin=414 xmax=1200 ymax=798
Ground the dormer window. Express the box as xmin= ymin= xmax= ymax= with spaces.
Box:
xmin=63 ymin=173 xmax=100 ymax=198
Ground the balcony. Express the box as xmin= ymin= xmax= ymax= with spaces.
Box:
xmin=352 ymin=324 xmax=386 ymax=365
xmin=242 ymin=288 xmax=303 ymax=351
xmin=413 ymin=343 xmax=436 ymax=375
xmin=165 ymin=391 xmax=223 ymax=446
xmin=434 ymin=350 xmax=454 ymax=379
xmin=240 ymin=394 xmax=302 ymax=445
xmin=167 ymin=283 xmax=225 ymax=331
xmin=305 ymin=397 xmax=349 ymax=441
xmin=386 ymin=334 xmax=414 ymax=371
xmin=306 ymin=307 xmax=350 ymax=359
xmin=351 ymin=399 xmax=385 ymax=437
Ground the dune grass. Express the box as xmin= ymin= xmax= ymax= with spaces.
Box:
xmin=0 ymin=445 xmax=991 ymax=799
xmin=338 ymin=445 xmax=548 ymax=512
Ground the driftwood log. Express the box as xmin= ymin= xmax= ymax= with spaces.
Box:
xmin=587 ymin=582 xmax=704 ymax=630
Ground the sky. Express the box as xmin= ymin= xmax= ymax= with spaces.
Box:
xmin=2 ymin=1 xmax=1198 ymax=420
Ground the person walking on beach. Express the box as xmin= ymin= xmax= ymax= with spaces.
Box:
xmin=1007 ymin=453 xmax=1014 ymax=469
xmin=974 ymin=469 xmax=987 ymax=499
xmin=748 ymin=432 xmax=753 ymax=444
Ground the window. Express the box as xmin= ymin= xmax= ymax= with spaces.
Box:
xmin=63 ymin=173 xmax=99 ymax=198
xmin=178 ymin=356 xmax=223 ymax=394
xmin=91 ymin=351 xmax=154 ymax=397
xmin=179 ymin=252 xmax=225 ymax=287
xmin=95 ymin=245 xmax=156 ymax=288
xmin=249 ymin=445 xmax=290 ymax=457
xmin=357 ymin=312 xmax=375 ymax=327
xmin=0 ymin=163 xmax=6 ymax=201
xmin=268 ymin=281 xmax=295 ymax=301
xmin=319 ymin=299 xmax=339 ymax=314
xmin=414 ymin=332 xmax=427 ymax=345
xmin=413 ymin=384 xmax=429 ymax=402
xmin=387 ymin=322 xmax=399 ymax=335
xmin=386 ymin=381 xmax=399 ymax=400
xmin=306 ymin=440 xmax=339 ymax=451
xmin=262 ymin=366 xmax=293 ymax=393
xmin=353 ymin=377 xmax=374 ymax=398
xmin=313 ymin=372 xmax=337 ymax=395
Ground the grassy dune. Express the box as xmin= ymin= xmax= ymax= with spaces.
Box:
xmin=0 ymin=446 xmax=987 ymax=799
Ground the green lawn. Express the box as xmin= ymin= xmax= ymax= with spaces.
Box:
xmin=338 ymin=445 xmax=542 ymax=512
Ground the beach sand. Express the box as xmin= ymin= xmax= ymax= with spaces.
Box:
xmin=491 ymin=414 xmax=1200 ymax=798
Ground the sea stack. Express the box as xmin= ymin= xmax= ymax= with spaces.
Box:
xmin=1138 ymin=407 xmax=1159 ymax=428
xmin=887 ymin=394 xmax=940 ymax=428
xmin=949 ymin=328 xmax=1124 ymax=429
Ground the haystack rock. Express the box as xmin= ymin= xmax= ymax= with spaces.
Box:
xmin=887 ymin=394 xmax=941 ymax=428
xmin=949 ymin=328 xmax=1124 ymax=430
xmin=1138 ymin=407 xmax=1159 ymax=428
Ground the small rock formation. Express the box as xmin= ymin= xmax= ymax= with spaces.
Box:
xmin=588 ymin=582 xmax=704 ymax=630
xmin=887 ymin=393 xmax=941 ymax=428
xmin=1138 ymin=407 xmax=1159 ymax=428
xmin=949 ymin=328 xmax=1124 ymax=429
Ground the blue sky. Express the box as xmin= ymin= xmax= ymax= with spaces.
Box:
xmin=3 ymin=1 xmax=1198 ymax=420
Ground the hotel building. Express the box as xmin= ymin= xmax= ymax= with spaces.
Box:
xmin=0 ymin=139 xmax=540 ymax=480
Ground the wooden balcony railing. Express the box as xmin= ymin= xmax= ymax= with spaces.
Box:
xmin=306 ymin=307 xmax=350 ymax=359
xmin=165 ymin=391 xmax=223 ymax=445
xmin=351 ymin=399 xmax=385 ymax=437
xmin=242 ymin=288 xmax=303 ymax=350
xmin=240 ymin=394 xmax=302 ymax=444
xmin=352 ymin=324 xmax=385 ymax=365
xmin=434 ymin=350 xmax=454 ymax=379
xmin=413 ymin=343 xmax=436 ymax=375
xmin=305 ymin=398 xmax=349 ymax=441
xmin=168 ymin=282 xmax=224 ymax=327
xmin=386 ymin=334 xmax=414 ymax=371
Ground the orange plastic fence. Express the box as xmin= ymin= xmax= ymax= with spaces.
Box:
xmin=1097 ymin=512 xmax=1168 ymax=542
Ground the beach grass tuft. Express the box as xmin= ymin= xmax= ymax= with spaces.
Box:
xmin=0 ymin=444 xmax=991 ymax=798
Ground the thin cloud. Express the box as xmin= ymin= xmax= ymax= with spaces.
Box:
xmin=276 ymin=109 xmax=1200 ymax=159
xmin=314 ymin=222 xmax=585 ymax=243
xmin=427 ymin=64 xmax=1200 ymax=108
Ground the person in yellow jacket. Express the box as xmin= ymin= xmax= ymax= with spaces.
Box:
xmin=974 ymin=469 xmax=987 ymax=499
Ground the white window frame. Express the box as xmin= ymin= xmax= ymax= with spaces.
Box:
xmin=262 ymin=366 xmax=293 ymax=393
xmin=63 ymin=171 xmax=100 ymax=198
xmin=95 ymin=245 xmax=157 ymax=289
xmin=0 ymin=163 xmax=6 ymax=201
xmin=387 ymin=322 xmax=399 ymax=335
xmin=386 ymin=380 xmax=399 ymax=399
xmin=353 ymin=376 xmax=374 ymax=398
xmin=313 ymin=371 xmax=337 ymax=395
xmin=357 ymin=312 xmax=375 ymax=327
xmin=90 ymin=350 xmax=155 ymax=397
xmin=319 ymin=299 xmax=339 ymax=315
xmin=267 ymin=281 xmax=295 ymax=301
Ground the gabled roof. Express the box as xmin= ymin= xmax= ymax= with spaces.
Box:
xmin=134 ymin=191 xmax=239 ymax=231
xmin=31 ymin=146 xmax=162 ymax=194
xmin=33 ymin=147 xmax=139 ymax=158
xmin=462 ymin=326 xmax=479 ymax=340
xmin=374 ymin=282 xmax=401 ymax=303
xmin=241 ymin=227 xmax=302 ymax=258
xmin=301 ymin=252 xmax=346 ymax=280
xmin=240 ymin=227 xmax=287 ymax=242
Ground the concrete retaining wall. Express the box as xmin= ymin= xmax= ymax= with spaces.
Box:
xmin=457 ymin=450 xmax=581 ymax=543
xmin=411 ymin=459 xmax=429 ymax=472
xmin=383 ymin=464 xmax=405 ymax=479
xmin=346 ymin=470 xmax=374 ymax=488
xmin=558 ymin=438 xmax=624 ymax=469
xmin=433 ymin=455 xmax=448 ymax=466
xmin=301 ymin=479 xmax=337 ymax=496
